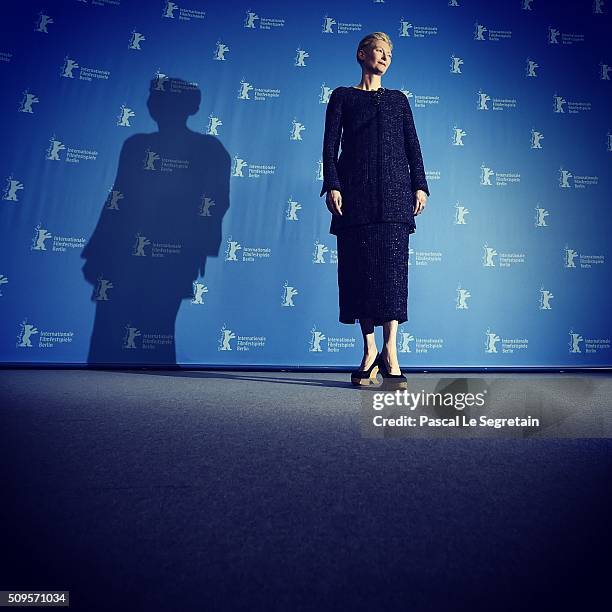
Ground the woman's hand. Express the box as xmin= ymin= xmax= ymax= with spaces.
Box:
xmin=414 ymin=189 xmax=428 ymax=216
xmin=326 ymin=189 xmax=343 ymax=216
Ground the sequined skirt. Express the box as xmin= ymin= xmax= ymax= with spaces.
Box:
xmin=336 ymin=222 xmax=410 ymax=325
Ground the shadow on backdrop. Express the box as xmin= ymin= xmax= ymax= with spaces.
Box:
xmin=81 ymin=77 xmax=230 ymax=365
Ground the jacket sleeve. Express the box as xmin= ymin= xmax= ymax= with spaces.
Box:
xmin=401 ymin=94 xmax=430 ymax=197
xmin=319 ymin=87 xmax=343 ymax=197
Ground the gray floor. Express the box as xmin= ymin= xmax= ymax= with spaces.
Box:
xmin=1 ymin=369 xmax=611 ymax=611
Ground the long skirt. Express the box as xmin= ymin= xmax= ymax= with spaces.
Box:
xmin=336 ymin=222 xmax=410 ymax=326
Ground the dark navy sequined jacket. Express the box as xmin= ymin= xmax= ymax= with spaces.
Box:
xmin=320 ymin=86 xmax=430 ymax=236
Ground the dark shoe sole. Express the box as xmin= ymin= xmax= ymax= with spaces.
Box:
xmin=377 ymin=353 xmax=408 ymax=390
xmin=351 ymin=365 xmax=380 ymax=386
xmin=379 ymin=377 xmax=408 ymax=390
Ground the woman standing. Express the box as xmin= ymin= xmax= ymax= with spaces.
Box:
xmin=320 ymin=32 xmax=430 ymax=389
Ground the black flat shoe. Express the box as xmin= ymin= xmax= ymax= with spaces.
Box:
xmin=377 ymin=352 xmax=408 ymax=389
xmin=351 ymin=352 xmax=381 ymax=386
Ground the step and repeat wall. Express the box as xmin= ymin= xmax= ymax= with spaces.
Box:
xmin=1 ymin=0 xmax=610 ymax=367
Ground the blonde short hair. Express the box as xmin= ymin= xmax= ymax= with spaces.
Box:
xmin=356 ymin=32 xmax=393 ymax=67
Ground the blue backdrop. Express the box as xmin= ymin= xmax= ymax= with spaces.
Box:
xmin=1 ymin=0 xmax=611 ymax=368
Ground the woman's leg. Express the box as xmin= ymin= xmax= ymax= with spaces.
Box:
xmin=358 ymin=318 xmax=378 ymax=370
xmin=382 ymin=320 xmax=402 ymax=375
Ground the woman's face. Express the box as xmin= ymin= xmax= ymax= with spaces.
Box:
xmin=361 ymin=41 xmax=392 ymax=75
